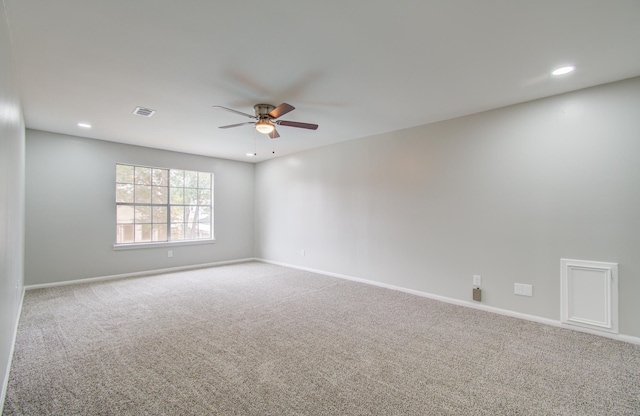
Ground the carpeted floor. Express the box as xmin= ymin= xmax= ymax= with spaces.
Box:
xmin=3 ymin=262 xmax=640 ymax=415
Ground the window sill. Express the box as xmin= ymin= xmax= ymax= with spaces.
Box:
xmin=113 ymin=239 xmax=216 ymax=251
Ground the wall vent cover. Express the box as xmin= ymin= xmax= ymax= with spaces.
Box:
xmin=132 ymin=107 xmax=156 ymax=117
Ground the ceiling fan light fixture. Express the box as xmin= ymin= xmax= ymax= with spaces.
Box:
xmin=255 ymin=119 xmax=275 ymax=134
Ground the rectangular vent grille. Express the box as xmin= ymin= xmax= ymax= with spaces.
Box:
xmin=133 ymin=107 xmax=156 ymax=117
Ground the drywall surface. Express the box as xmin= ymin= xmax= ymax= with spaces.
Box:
xmin=25 ymin=130 xmax=254 ymax=285
xmin=255 ymin=77 xmax=640 ymax=338
xmin=0 ymin=3 xmax=26 ymax=408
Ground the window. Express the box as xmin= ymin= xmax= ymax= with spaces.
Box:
xmin=115 ymin=164 xmax=213 ymax=245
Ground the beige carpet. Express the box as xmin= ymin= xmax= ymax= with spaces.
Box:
xmin=4 ymin=262 xmax=640 ymax=415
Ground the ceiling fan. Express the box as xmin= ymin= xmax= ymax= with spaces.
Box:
xmin=213 ymin=103 xmax=318 ymax=138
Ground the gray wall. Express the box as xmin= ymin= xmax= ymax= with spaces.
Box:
xmin=25 ymin=130 xmax=254 ymax=285
xmin=255 ymin=77 xmax=640 ymax=338
xmin=0 ymin=4 xmax=26 ymax=406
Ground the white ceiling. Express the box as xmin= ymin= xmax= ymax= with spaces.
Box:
xmin=5 ymin=0 xmax=640 ymax=163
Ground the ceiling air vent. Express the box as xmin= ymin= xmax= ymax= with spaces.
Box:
xmin=132 ymin=107 xmax=156 ymax=117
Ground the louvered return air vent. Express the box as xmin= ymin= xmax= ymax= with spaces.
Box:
xmin=132 ymin=107 xmax=156 ymax=117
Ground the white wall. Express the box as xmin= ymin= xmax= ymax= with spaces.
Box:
xmin=255 ymin=77 xmax=640 ymax=338
xmin=25 ymin=130 xmax=254 ymax=285
xmin=0 ymin=3 xmax=26 ymax=408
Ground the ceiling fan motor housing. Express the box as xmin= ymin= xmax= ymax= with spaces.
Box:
xmin=254 ymin=104 xmax=276 ymax=117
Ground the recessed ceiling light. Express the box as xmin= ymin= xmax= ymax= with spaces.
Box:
xmin=77 ymin=123 xmax=92 ymax=128
xmin=552 ymin=66 xmax=575 ymax=76
xmin=246 ymin=153 xmax=255 ymax=157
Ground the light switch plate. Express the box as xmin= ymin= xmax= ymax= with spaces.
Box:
xmin=473 ymin=274 xmax=481 ymax=287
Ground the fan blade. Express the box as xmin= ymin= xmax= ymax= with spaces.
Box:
xmin=219 ymin=122 xmax=254 ymax=129
xmin=269 ymin=128 xmax=280 ymax=139
xmin=212 ymin=105 xmax=255 ymax=119
xmin=276 ymin=120 xmax=318 ymax=130
xmin=268 ymin=103 xmax=295 ymax=119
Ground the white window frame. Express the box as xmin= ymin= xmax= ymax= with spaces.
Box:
xmin=113 ymin=163 xmax=214 ymax=250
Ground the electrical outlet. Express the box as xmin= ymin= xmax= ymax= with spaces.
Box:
xmin=473 ymin=274 xmax=481 ymax=287
xmin=168 ymin=250 xmax=173 ymax=258
xmin=301 ymin=249 xmax=305 ymax=257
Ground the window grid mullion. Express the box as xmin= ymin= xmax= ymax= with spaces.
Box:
xmin=167 ymin=178 xmax=173 ymax=242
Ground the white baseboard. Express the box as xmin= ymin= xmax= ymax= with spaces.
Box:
xmin=257 ymin=258 xmax=640 ymax=346
xmin=20 ymin=256 xmax=640 ymax=346
xmin=25 ymin=258 xmax=258 ymax=290
xmin=1 ymin=286 xmax=25 ymax=414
